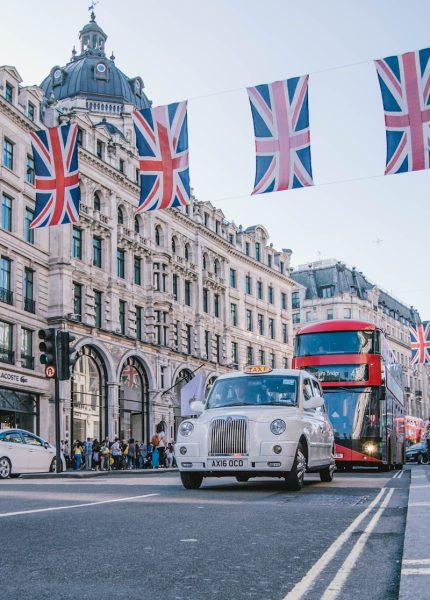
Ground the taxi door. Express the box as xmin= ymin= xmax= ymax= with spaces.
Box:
xmin=302 ymin=377 xmax=324 ymax=466
xmin=312 ymin=379 xmax=333 ymax=464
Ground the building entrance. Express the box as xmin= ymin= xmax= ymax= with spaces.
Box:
xmin=119 ymin=358 xmax=149 ymax=443
xmin=0 ymin=388 xmax=38 ymax=432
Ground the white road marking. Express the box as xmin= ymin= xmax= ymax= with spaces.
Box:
xmin=401 ymin=568 xmax=430 ymax=575
xmin=180 ymin=539 xmax=198 ymax=542
xmin=404 ymin=559 xmax=430 ymax=564
xmin=0 ymin=493 xmax=159 ymax=518
xmin=410 ymin=485 xmax=430 ymax=488
xmin=282 ymin=488 xmax=388 ymax=600
xmin=392 ymin=471 xmax=400 ymax=479
xmin=409 ymin=502 xmax=430 ymax=507
xmin=320 ymin=488 xmax=394 ymax=600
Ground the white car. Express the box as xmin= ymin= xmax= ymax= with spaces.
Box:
xmin=0 ymin=429 xmax=65 ymax=478
xmin=176 ymin=367 xmax=335 ymax=490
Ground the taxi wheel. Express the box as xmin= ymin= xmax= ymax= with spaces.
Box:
xmin=417 ymin=455 xmax=423 ymax=465
xmin=285 ymin=443 xmax=306 ymax=491
xmin=236 ymin=475 xmax=249 ymax=483
xmin=180 ymin=472 xmax=203 ymax=490
xmin=0 ymin=457 xmax=11 ymax=479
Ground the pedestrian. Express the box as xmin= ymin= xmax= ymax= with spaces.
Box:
xmin=92 ymin=439 xmax=101 ymax=471
xmin=166 ymin=443 xmax=175 ymax=468
xmin=155 ymin=424 xmax=167 ymax=467
xmin=111 ymin=438 xmax=121 ymax=470
xmin=424 ymin=423 xmax=430 ymax=463
xmin=61 ymin=440 xmax=70 ymax=469
xmin=139 ymin=441 xmax=146 ymax=468
xmin=127 ymin=438 xmax=136 ymax=469
xmin=83 ymin=437 xmax=93 ymax=470
xmin=74 ymin=442 xmax=82 ymax=470
xmin=101 ymin=442 xmax=110 ymax=471
xmin=151 ymin=445 xmax=159 ymax=469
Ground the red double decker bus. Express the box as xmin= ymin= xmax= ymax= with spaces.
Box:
xmin=292 ymin=319 xmax=405 ymax=470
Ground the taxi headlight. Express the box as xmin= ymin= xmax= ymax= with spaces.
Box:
xmin=270 ymin=419 xmax=286 ymax=435
xmin=179 ymin=421 xmax=194 ymax=437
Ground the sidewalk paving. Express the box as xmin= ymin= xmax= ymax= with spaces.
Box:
xmin=20 ymin=467 xmax=178 ymax=479
xmin=399 ymin=464 xmax=430 ymax=599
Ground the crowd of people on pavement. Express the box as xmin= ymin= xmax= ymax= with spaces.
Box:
xmin=60 ymin=425 xmax=177 ymax=471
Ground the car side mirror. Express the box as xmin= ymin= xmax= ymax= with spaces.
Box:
xmin=189 ymin=399 xmax=205 ymax=414
xmin=305 ymin=396 xmax=324 ymax=409
xmin=44 ymin=442 xmax=49 ymax=449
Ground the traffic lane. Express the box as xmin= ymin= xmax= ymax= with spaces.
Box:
xmin=0 ymin=472 xmax=408 ymax=600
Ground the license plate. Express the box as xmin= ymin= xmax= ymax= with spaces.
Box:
xmin=209 ymin=458 xmax=247 ymax=468
xmin=335 ymin=453 xmax=344 ymax=458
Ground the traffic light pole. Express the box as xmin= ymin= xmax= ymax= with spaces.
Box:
xmin=54 ymin=374 xmax=62 ymax=474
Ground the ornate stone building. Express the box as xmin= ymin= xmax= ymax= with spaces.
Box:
xmin=0 ymin=14 xmax=295 ymax=444
xmin=290 ymin=259 xmax=430 ymax=420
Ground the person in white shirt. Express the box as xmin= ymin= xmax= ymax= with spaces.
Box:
xmin=156 ymin=426 xmax=166 ymax=467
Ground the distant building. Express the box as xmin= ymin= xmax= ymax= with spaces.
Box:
xmin=290 ymin=259 xmax=429 ymax=419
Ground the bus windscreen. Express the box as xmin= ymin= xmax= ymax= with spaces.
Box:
xmin=295 ymin=330 xmax=375 ymax=357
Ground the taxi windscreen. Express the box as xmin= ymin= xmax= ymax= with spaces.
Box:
xmin=207 ymin=375 xmax=299 ymax=409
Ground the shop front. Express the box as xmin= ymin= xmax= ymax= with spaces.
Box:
xmin=0 ymin=368 xmax=43 ymax=434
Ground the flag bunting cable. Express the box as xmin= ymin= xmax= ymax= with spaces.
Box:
xmin=160 ymin=363 xmax=205 ymax=397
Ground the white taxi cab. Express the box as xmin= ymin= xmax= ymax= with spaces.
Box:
xmin=176 ymin=367 xmax=335 ymax=490
xmin=0 ymin=429 xmax=65 ymax=478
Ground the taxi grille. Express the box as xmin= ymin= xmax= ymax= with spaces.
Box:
xmin=208 ymin=417 xmax=248 ymax=455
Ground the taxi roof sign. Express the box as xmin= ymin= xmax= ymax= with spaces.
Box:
xmin=243 ymin=365 xmax=273 ymax=374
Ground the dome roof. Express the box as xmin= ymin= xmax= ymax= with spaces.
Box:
xmin=39 ymin=15 xmax=151 ymax=110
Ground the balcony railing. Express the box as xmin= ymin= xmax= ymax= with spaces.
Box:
xmin=24 ymin=297 xmax=36 ymax=313
xmin=21 ymin=354 xmax=34 ymax=369
xmin=0 ymin=287 xmax=13 ymax=305
xmin=0 ymin=348 xmax=14 ymax=364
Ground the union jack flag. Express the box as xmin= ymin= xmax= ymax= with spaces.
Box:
xmin=247 ymin=76 xmax=313 ymax=194
xmin=409 ymin=321 xmax=430 ymax=365
xmin=132 ymin=101 xmax=190 ymax=212
xmin=121 ymin=365 xmax=140 ymax=389
xmin=29 ymin=123 xmax=80 ymax=228
xmin=375 ymin=48 xmax=430 ymax=175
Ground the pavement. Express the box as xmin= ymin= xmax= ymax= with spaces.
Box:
xmin=20 ymin=466 xmax=178 ymax=478
xmin=399 ymin=463 xmax=430 ymax=598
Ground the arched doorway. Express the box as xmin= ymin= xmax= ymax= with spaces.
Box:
xmin=173 ymin=368 xmax=193 ymax=439
xmin=119 ymin=357 xmax=149 ymax=443
xmin=71 ymin=346 xmax=107 ymax=442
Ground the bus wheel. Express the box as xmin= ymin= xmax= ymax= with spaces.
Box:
xmin=285 ymin=443 xmax=306 ymax=491
xmin=180 ymin=472 xmax=203 ymax=490
xmin=320 ymin=463 xmax=335 ymax=482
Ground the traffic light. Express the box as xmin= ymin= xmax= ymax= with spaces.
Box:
xmin=38 ymin=329 xmax=57 ymax=369
xmin=56 ymin=331 xmax=77 ymax=381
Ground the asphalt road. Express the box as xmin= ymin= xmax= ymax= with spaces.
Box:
xmin=0 ymin=468 xmax=410 ymax=600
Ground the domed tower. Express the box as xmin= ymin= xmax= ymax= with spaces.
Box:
xmin=40 ymin=11 xmax=151 ymax=115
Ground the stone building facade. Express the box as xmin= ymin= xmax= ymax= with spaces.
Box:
xmin=290 ymin=259 xmax=430 ymax=420
xmin=0 ymin=15 xmax=295 ymax=444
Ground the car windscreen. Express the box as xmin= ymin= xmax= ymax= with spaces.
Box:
xmin=206 ymin=375 xmax=299 ymax=409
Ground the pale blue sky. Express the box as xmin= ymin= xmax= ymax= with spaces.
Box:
xmin=1 ymin=0 xmax=429 ymax=316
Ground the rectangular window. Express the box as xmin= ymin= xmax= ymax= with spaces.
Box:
xmin=258 ymin=314 xmax=264 ymax=335
xmin=77 ymin=127 xmax=83 ymax=147
xmin=24 ymin=268 xmax=35 ymax=313
xmin=173 ymin=321 xmax=179 ymax=351
xmin=292 ymin=292 xmax=300 ymax=309
xmin=214 ymin=294 xmax=220 ymax=318
xmin=117 ymin=249 xmax=125 ymax=279
xmin=135 ymin=306 xmax=142 ymax=340
xmin=0 ymin=320 xmax=14 ymax=364
xmin=327 ymin=309 xmax=334 ymax=320
xmin=344 ymin=308 xmax=352 ymax=319
xmin=5 ymin=82 xmax=13 ymax=103
xmin=259 ymin=349 xmax=265 ymax=364
xmin=245 ymin=275 xmax=252 ymax=295
xmin=26 ymin=155 xmax=35 ymax=184
xmin=246 ymin=309 xmax=253 ymax=332
xmin=203 ymin=288 xmax=208 ymax=313
xmin=186 ymin=324 xmax=192 ymax=355
xmin=281 ymin=292 xmax=287 ymax=310
xmin=257 ymin=281 xmax=263 ymax=300
xmin=283 ymin=357 xmax=288 ymax=369
xmin=321 ymin=286 xmax=334 ymax=298
xmin=204 ymin=213 xmax=209 ymax=227
xmin=93 ymin=236 xmax=102 ymax=267
xmin=292 ymin=312 xmax=300 ymax=324
xmin=119 ymin=158 xmax=125 ymax=173
xmin=134 ymin=256 xmax=142 ymax=285
xmin=282 ymin=323 xmax=288 ymax=344
xmin=24 ymin=208 xmax=34 ymax=244
xmin=228 ymin=233 xmax=234 ymax=244
xmin=255 ymin=242 xmax=261 ymax=262
xmin=73 ymin=282 xmax=82 ymax=320
xmin=0 ymin=257 xmax=12 ymax=305
xmin=215 ymin=334 xmax=221 ymax=363
xmin=172 ymin=274 xmax=178 ymax=301
xmin=280 ymin=262 xmax=285 ymax=274
xmin=229 ymin=268 xmax=236 ymax=288
xmin=72 ymin=226 xmax=82 ymax=259
xmin=231 ymin=342 xmax=238 ymax=367
xmin=230 ymin=303 xmax=238 ymax=326
xmin=270 ymin=353 xmax=276 ymax=368
xmin=268 ymin=255 xmax=272 ymax=268
xmin=3 ymin=139 xmax=13 ymax=170
xmin=135 ymin=168 xmax=140 ymax=183
xmin=247 ymin=346 xmax=253 ymax=365
xmin=215 ymin=221 xmax=220 ymax=235
xmin=94 ymin=290 xmax=102 ymax=328
xmin=96 ymin=139 xmax=104 ymax=159
xmin=205 ymin=330 xmax=210 ymax=359
xmin=245 ymin=242 xmax=250 ymax=256
xmin=185 ymin=280 xmax=191 ymax=306
xmin=119 ymin=300 xmax=126 ymax=334
xmin=21 ymin=328 xmax=34 ymax=369
xmin=268 ymin=286 xmax=274 ymax=304
xmin=306 ymin=311 xmax=312 ymax=322
xmin=28 ymin=102 xmax=35 ymax=122
xmin=2 ymin=194 xmax=12 ymax=231
xmin=269 ymin=318 xmax=275 ymax=339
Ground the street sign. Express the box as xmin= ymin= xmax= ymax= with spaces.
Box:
xmin=45 ymin=365 xmax=56 ymax=378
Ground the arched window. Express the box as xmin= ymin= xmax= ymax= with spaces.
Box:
xmin=214 ymin=259 xmax=220 ymax=275
xmin=71 ymin=346 xmax=107 ymax=442
xmin=117 ymin=207 xmax=124 ymax=225
xmin=134 ymin=217 xmax=140 ymax=234
xmin=94 ymin=191 xmax=101 ymax=211
xmin=119 ymin=357 xmax=149 ymax=443
xmin=155 ymin=225 xmax=162 ymax=246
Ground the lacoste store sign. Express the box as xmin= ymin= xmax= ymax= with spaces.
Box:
xmin=0 ymin=369 xmax=44 ymax=390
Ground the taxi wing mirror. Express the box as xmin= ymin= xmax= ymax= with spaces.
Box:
xmin=189 ymin=399 xmax=205 ymax=414
xmin=305 ymin=396 xmax=324 ymax=409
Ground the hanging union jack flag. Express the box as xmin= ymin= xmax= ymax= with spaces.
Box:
xmin=409 ymin=321 xmax=430 ymax=365
xmin=375 ymin=48 xmax=430 ymax=175
xmin=247 ymin=76 xmax=313 ymax=194
xmin=132 ymin=101 xmax=190 ymax=212
xmin=29 ymin=123 xmax=80 ymax=229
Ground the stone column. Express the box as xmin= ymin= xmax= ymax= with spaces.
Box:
xmin=107 ymin=382 xmax=120 ymax=440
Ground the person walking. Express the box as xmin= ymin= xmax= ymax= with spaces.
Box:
xmin=74 ymin=442 xmax=82 ymax=470
xmin=92 ymin=439 xmax=101 ymax=471
xmin=127 ymin=438 xmax=136 ymax=469
xmin=156 ymin=424 xmax=167 ymax=467
xmin=83 ymin=437 xmax=93 ymax=470
xmin=101 ymin=442 xmax=110 ymax=471
xmin=111 ymin=438 xmax=121 ymax=470
xmin=166 ymin=443 xmax=175 ymax=468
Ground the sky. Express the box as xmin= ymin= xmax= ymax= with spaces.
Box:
xmin=1 ymin=0 xmax=429 ymax=317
